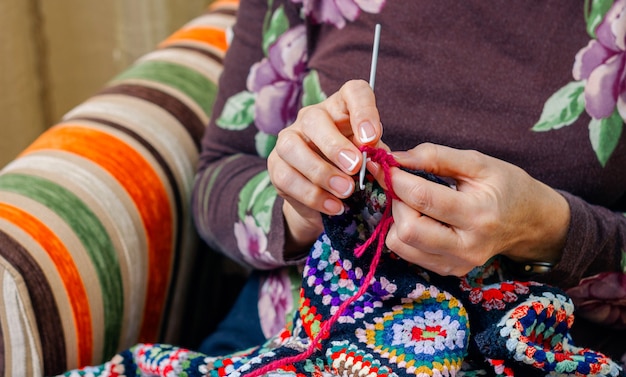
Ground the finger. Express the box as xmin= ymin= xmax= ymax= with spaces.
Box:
xmin=269 ymin=152 xmax=345 ymax=216
xmin=299 ymin=80 xmax=383 ymax=176
xmin=336 ymin=80 xmax=383 ymax=146
xmin=385 ymin=229 xmax=470 ymax=277
xmin=388 ymin=200 xmax=460 ymax=255
xmin=390 ymin=167 xmax=468 ymax=226
xmin=273 ymin=127 xmax=355 ymax=199
xmin=295 ymin=105 xmax=364 ymax=176
xmin=393 ymin=143 xmax=490 ymax=180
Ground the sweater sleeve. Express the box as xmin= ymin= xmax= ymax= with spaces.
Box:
xmin=192 ymin=0 xmax=306 ymax=269
xmin=537 ymin=191 xmax=626 ymax=289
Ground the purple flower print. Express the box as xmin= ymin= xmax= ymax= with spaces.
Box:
xmin=258 ymin=270 xmax=295 ymax=338
xmin=234 ymin=215 xmax=279 ymax=269
xmin=567 ymin=272 xmax=626 ymax=328
xmin=291 ymin=0 xmax=385 ymax=29
xmin=573 ymin=0 xmax=626 ymax=120
xmin=247 ymin=25 xmax=307 ymax=135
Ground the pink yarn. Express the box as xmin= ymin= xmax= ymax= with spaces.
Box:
xmin=244 ymin=146 xmax=399 ymax=377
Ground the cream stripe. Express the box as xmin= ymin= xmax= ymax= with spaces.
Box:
xmin=181 ymin=12 xmax=236 ymax=30
xmin=60 ymin=96 xmax=198 ymax=198
xmin=63 ymin=79 xmax=208 ymax=142
xmin=2 ymin=268 xmax=43 ymax=376
xmin=2 ymin=150 xmax=149 ymax=349
xmin=137 ymin=47 xmax=224 ymax=84
xmin=0 ymin=192 xmax=105 ymax=364
xmin=162 ymin=39 xmax=227 ymax=58
xmin=0 ymin=219 xmax=78 ymax=369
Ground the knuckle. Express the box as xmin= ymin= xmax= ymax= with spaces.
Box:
xmin=464 ymin=149 xmax=489 ymax=172
xmin=341 ymin=79 xmax=369 ymax=93
xmin=269 ymin=164 xmax=291 ymax=189
xmin=416 ymin=142 xmax=439 ymax=159
xmin=299 ymin=106 xmax=325 ymax=128
xmin=274 ymin=130 xmax=299 ymax=156
xmin=406 ymin=183 xmax=433 ymax=212
xmin=300 ymin=187 xmax=325 ymax=209
xmin=394 ymin=220 xmax=419 ymax=246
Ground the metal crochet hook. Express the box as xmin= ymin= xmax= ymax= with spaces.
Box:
xmin=359 ymin=23 xmax=381 ymax=190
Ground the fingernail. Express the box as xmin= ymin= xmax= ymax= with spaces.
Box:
xmin=324 ymin=199 xmax=345 ymax=215
xmin=359 ymin=122 xmax=376 ymax=143
xmin=329 ymin=176 xmax=354 ymax=197
xmin=338 ymin=150 xmax=359 ymax=172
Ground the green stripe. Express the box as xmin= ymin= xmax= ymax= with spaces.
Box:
xmin=0 ymin=173 xmax=123 ymax=361
xmin=113 ymin=60 xmax=218 ymax=118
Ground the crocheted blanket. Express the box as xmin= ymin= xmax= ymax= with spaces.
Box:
xmin=60 ymin=148 xmax=624 ymax=377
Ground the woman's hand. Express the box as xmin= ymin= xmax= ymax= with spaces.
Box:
xmin=268 ymin=80 xmax=383 ymax=256
xmin=382 ymin=143 xmax=571 ymax=276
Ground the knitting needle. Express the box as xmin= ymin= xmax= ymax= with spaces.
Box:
xmin=359 ymin=23 xmax=381 ymax=190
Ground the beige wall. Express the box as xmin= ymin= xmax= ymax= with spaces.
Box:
xmin=0 ymin=0 xmax=212 ymax=166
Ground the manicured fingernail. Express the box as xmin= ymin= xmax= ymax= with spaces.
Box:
xmin=359 ymin=122 xmax=376 ymax=143
xmin=338 ymin=150 xmax=359 ymax=172
xmin=329 ymin=176 xmax=354 ymax=197
xmin=324 ymin=199 xmax=345 ymax=215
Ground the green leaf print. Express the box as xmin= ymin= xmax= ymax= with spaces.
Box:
xmin=588 ymin=109 xmax=623 ymax=166
xmin=302 ymin=70 xmax=328 ymax=107
xmin=238 ymin=171 xmax=271 ymax=221
xmin=584 ymin=0 xmax=614 ymax=38
xmin=263 ymin=5 xmax=290 ymax=56
xmin=533 ymin=81 xmax=586 ymax=132
xmin=238 ymin=171 xmax=277 ymax=233
xmin=621 ymin=249 xmax=626 ymax=273
xmin=216 ymin=90 xmax=255 ymax=130
xmin=251 ymin=185 xmax=277 ymax=234
xmin=255 ymin=131 xmax=278 ymax=158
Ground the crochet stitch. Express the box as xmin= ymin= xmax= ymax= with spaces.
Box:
xmin=60 ymin=147 xmax=624 ymax=377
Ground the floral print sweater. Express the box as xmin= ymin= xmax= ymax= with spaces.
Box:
xmin=192 ymin=0 xmax=626 ymax=361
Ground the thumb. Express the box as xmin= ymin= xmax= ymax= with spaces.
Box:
xmin=392 ymin=143 xmax=488 ymax=179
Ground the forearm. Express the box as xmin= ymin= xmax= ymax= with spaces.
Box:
xmin=193 ymin=152 xmax=295 ymax=269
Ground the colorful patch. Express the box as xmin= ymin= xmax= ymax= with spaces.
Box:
xmin=355 ymin=285 xmax=468 ymax=376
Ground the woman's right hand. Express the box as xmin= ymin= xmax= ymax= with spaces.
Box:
xmin=268 ymin=79 xmax=384 ymax=256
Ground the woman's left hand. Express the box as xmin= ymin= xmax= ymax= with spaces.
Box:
xmin=378 ymin=143 xmax=571 ymax=276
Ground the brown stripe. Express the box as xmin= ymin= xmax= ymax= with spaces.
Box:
xmin=0 ymin=230 xmax=66 ymax=375
xmin=66 ymin=117 xmax=185 ymax=337
xmin=205 ymin=7 xmax=237 ymax=18
xmin=169 ymin=44 xmax=224 ymax=67
xmin=97 ymin=84 xmax=205 ymax=149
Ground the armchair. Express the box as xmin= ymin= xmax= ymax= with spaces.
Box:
xmin=0 ymin=1 xmax=243 ymax=375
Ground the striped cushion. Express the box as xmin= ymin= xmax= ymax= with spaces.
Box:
xmin=0 ymin=1 xmax=238 ymax=375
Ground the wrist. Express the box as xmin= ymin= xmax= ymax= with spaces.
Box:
xmin=505 ymin=185 xmax=570 ymax=267
xmin=282 ymin=202 xmax=322 ymax=260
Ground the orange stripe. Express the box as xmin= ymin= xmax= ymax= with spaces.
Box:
xmin=0 ymin=203 xmax=92 ymax=366
xmin=159 ymin=26 xmax=228 ymax=51
xmin=23 ymin=124 xmax=174 ymax=341
xmin=209 ymin=0 xmax=239 ymax=10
